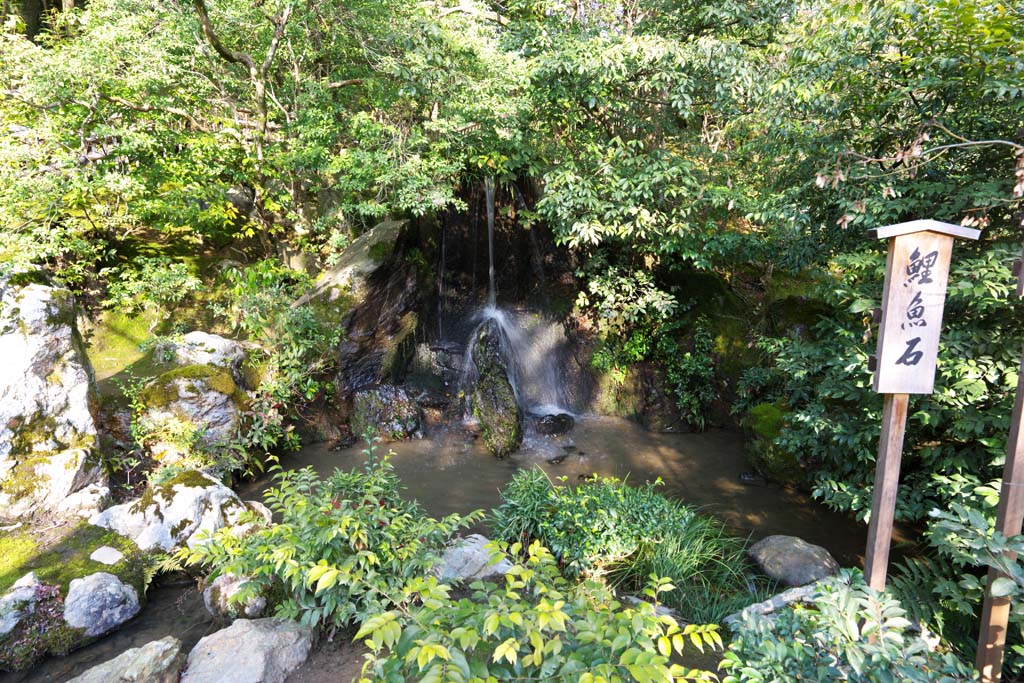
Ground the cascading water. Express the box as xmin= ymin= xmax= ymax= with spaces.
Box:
xmin=460 ymin=178 xmax=573 ymax=421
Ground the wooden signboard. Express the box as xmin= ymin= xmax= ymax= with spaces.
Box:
xmin=864 ymin=220 xmax=980 ymax=592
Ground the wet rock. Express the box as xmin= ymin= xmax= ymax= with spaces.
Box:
xmin=0 ymin=276 xmax=107 ymax=518
xmin=181 ymin=617 xmax=313 ymax=683
xmin=350 ymin=385 xmax=422 ymax=441
xmin=537 ymin=413 xmax=574 ymax=436
xmin=203 ymin=573 xmax=267 ymax=620
xmin=63 ymin=571 xmax=141 ymax=638
xmin=135 ymin=364 xmax=247 ymax=464
xmin=160 ymin=332 xmax=245 ymax=379
xmin=748 ymin=535 xmax=839 ymax=586
xmin=410 ymin=342 xmax=464 ymax=386
xmin=65 ymin=635 xmax=184 ymax=683
xmin=0 ymin=572 xmax=42 ymax=638
xmin=434 ymin=534 xmax=512 ymax=583
xmin=469 ymin=321 xmax=522 ymax=457
xmin=90 ymin=470 xmax=258 ymax=551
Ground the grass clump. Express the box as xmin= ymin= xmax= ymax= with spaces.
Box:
xmin=490 ymin=468 xmax=773 ymax=623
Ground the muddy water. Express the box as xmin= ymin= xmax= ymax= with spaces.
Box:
xmin=10 ymin=417 xmax=885 ymax=683
xmin=255 ymin=417 xmax=877 ymax=566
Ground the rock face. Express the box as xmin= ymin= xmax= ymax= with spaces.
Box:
xmin=748 ymin=535 xmax=839 ymax=586
xmin=350 ymin=385 xmax=422 ymax=440
xmin=469 ymin=321 xmax=522 ymax=457
xmin=434 ymin=534 xmax=512 ymax=583
xmin=181 ymin=618 xmax=313 ymax=683
xmin=203 ymin=573 xmax=267 ymax=620
xmin=65 ymin=636 xmax=184 ymax=683
xmin=63 ymin=571 xmax=141 ymax=638
xmin=162 ymin=332 xmax=246 ymax=381
xmin=136 ymin=364 xmax=247 ymax=462
xmin=91 ymin=470 xmax=257 ymax=551
xmin=0 ymin=277 xmax=107 ymax=518
xmin=0 ymin=572 xmax=42 ymax=638
xmin=410 ymin=342 xmax=464 ymax=387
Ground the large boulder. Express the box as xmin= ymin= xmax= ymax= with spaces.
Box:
xmin=160 ymin=332 xmax=246 ymax=381
xmin=181 ymin=618 xmax=313 ymax=683
xmin=468 ymin=320 xmax=522 ymax=456
xmin=350 ymin=385 xmax=422 ymax=441
xmin=135 ymin=364 xmax=248 ymax=463
xmin=203 ymin=573 xmax=268 ymax=620
xmin=748 ymin=535 xmax=839 ymax=587
xmin=434 ymin=534 xmax=512 ymax=583
xmin=63 ymin=571 xmax=141 ymax=638
xmin=90 ymin=470 xmax=261 ymax=551
xmin=66 ymin=636 xmax=184 ymax=683
xmin=0 ymin=277 xmax=107 ymax=518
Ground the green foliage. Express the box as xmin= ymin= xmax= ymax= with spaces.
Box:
xmin=490 ymin=469 xmax=770 ymax=623
xmin=176 ymin=443 xmax=479 ymax=630
xmin=658 ymin=317 xmax=717 ymax=431
xmin=356 ymin=540 xmax=722 ymax=683
xmin=721 ymin=571 xmax=974 ymax=683
xmin=102 ymin=257 xmax=201 ymax=318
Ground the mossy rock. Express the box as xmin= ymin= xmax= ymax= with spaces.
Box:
xmin=140 ymin=364 xmax=247 ymax=410
xmin=350 ymin=385 xmax=422 ymax=441
xmin=743 ymin=402 xmax=805 ymax=485
xmin=469 ymin=321 xmax=522 ymax=457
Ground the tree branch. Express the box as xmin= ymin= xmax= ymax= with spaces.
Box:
xmin=103 ymin=94 xmax=213 ymax=132
xmin=192 ymin=0 xmax=255 ymax=71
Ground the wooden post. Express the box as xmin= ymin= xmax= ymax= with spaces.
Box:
xmin=866 ymin=220 xmax=980 ymax=590
xmin=975 ymin=256 xmax=1024 ymax=683
xmin=864 ymin=392 xmax=910 ymax=591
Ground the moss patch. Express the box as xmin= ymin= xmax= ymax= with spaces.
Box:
xmin=0 ymin=522 xmax=147 ymax=596
xmin=743 ymin=402 xmax=805 ymax=485
xmin=139 ymin=364 xmax=247 ymax=410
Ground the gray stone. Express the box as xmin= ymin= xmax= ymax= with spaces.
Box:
xmin=350 ymin=385 xmax=422 ymax=441
xmin=0 ymin=277 xmax=106 ymax=518
xmin=203 ymin=573 xmax=267 ymax=620
xmin=723 ymin=583 xmax=820 ymax=628
xmin=90 ymin=471 xmax=255 ymax=551
xmin=165 ymin=332 xmax=245 ymax=376
xmin=181 ymin=618 xmax=313 ymax=683
xmin=435 ymin=534 xmax=512 ymax=583
xmin=64 ymin=571 xmax=141 ymax=637
xmin=58 ymin=483 xmax=112 ymax=518
xmin=65 ymin=636 xmax=184 ymax=683
xmin=748 ymin=535 xmax=839 ymax=587
xmin=90 ymin=545 xmax=125 ymax=565
xmin=0 ymin=572 xmax=42 ymax=638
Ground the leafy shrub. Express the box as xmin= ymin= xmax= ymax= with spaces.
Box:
xmin=102 ymin=257 xmax=201 ymax=319
xmin=658 ymin=316 xmax=717 ymax=431
xmin=721 ymin=571 xmax=974 ymax=683
xmin=490 ymin=469 xmax=770 ymax=623
xmin=356 ymin=540 xmax=722 ymax=683
xmin=177 ymin=444 xmax=480 ymax=630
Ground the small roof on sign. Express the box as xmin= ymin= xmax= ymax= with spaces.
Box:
xmin=868 ymin=219 xmax=981 ymax=241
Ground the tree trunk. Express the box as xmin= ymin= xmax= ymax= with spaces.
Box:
xmin=21 ymin=0 xmax=43 ymax=38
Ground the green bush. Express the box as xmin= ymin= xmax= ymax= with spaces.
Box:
xmin=490 ymin=469 xmax=771 ymax=623
xmin=177 ymin=444 xmax=480 ymax=630
xmin=356 ymin=540 xmax=722 ymax=683
xmin=721 ymin=571 xmax=974 ymax=683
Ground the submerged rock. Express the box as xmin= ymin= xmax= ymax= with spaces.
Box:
xmin=537 ymin=413 xmax=574 ymax=436
xmin=0 ymin=276 xmax=107 ymax=518
xmin=469 ymin=320 xmax=522 ymax=457
xmin=63 ymin=571 xmax=141 ymax=638
xmin=748 ymin=535 xmax=839 ymax=586
xmin=350 ymin=384 xmax=422 ymax=441
xmin=65 ymin=635 xmax=184 ymax=683
xmin=90 ymin=470 xmax=260 ymax=551
xmin=181 ymin=617 xmax=313 ymax=683
xmin=203 ymin=573 xmax=267 ymax=620
xmin=434 ymin=534 xmax=512 ymax=583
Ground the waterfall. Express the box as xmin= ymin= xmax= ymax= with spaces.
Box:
xmin=460 ymin=306 xmax=573 ymax=417
xmin=485 ymin=176 xmax=496 ymax=306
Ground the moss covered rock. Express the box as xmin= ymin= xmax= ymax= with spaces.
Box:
xmin=743 ymin=402 xmax=805 ymax=485
xmin=137 ymin=364 xmax=248 ymax=462
xmin=350 ymin=385 xmax=422 ymax=441
xmin=0 ymin=277 xmax=107 ymax=519
xmin=90 ymin=470 xmax=266 ymax=551
xmin=468 ymin=321 xmax=522 ymax=457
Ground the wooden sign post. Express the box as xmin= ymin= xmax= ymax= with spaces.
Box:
xmin=976 ymin=253 xmax=1024 ymax=683
xmin=866 ymin=220 xmax=980 ymax=591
